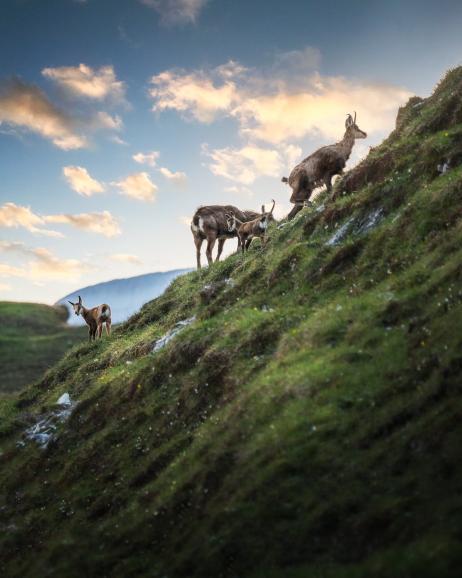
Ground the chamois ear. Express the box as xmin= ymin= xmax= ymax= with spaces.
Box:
xmin=78 ymin=295 xmax=82 ymax=304
xmin=270 ymin=199 xmax=275 ymax=214
xmin=345 ymin=113 xmax=354 ymax=128
xmin=261 ymin=204 xmax=265 ymax=214
xmin=353 ymin=111 xmax=357 ymax=124
xmin=68 ymin=300 xmax=74 ymax=306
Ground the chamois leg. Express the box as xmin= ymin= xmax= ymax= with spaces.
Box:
xmin=105 ymin=320 xmax=111 ymax=336
xmin=205 ymin=233 xmax=217 ymax=266
xmin=245 ymin=238 xmax=252 ymax=252
xmin=324 ymin=174 xmax=332 ymax=193
xmin=194 ymin=236 xmax=203 ymax=270
xmin=88 ymin=326 xmax=93 ymax=342
xmin=287 ymin=204 xmax=303 ymax=221
xmin=97 ymin=323 xmax=103 ymax=339
xmin=215 ymin=238 xmax=226 ymax=262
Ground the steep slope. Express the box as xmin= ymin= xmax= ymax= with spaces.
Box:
xmin=57 ymin=268 xmax=192 ymax=325
xmin=1 ymin=68 xmax=462 ymax=578
xmin=0 ymin=302 xmax=86 ymax=393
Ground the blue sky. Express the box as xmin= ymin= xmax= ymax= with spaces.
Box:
xmin=1 ymin=0 xmax=461 ymax=303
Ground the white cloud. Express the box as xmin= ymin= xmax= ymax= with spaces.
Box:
xmin=110 ymin=253 xmax=143 ymax=265
xmin=112 ymin=172 xmax=158 ymax=202
xmin=178 ymin=215 xmax=191 ymax=227
xmin=233 ymin=75 xmax=411 ymax=144
xmin=44 ymin=211 xmax=121 ymax=237
xmin=0 ymin=78 xmax=86 ymax=149
xmin=0 ymin=202 xmax=118 ymax=238
xmin=133 ymin=150 xmax=160 ymax=166
xmin=42 ymin=64 xmax=126 ymax=103
xmin=0 ymin=202 xmax=63 ymax=237
xmin=0 ymin=241 xmax=90 ymax=282
xmin=0 ymin=282 xmax=12 ymax=292
xmin=159 ymin=166 xmax=187 ymax=185
xmin=95 ymin=111 xmax=123 ymax=131
xmin=202 ymin=143 xmax=302 ymax=185
xmin=149 ymin=62 xmax=241 ymax=122
xmin=148 ymin=54 xmax=411 ymax=144
xmin=111 ymin=135 xmax=129 ymax=146
xmin=140 ymin=0 xmax=209 ymax=25
xmin=224 ymin=185 xmax=253 ymax=197
xmin=63 ymin=166 xmax=105 ymax=197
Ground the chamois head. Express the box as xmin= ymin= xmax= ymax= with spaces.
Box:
xmin=258 ymin=199 xmax=276 ymax=229
xmin=68 ymin=295 xmax=83 ymax=316
xmin=225 ymin=212 xmax=238 ymax=232
xmin=345 ymin=112 xmax=367 ymax=139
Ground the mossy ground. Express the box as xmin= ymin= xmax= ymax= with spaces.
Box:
xmin=1 ymin=68 xmax=462 ymax=578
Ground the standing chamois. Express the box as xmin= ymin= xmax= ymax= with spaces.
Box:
xmin=282 ymin=112 xmax=367 ymax=220
xmin=191 ymin=205 xmax=260 ymax=269
xmin=226 ymin=200 xmax=275 ymax=254
xmin=68 ymin=296 xmax=112 ymax=342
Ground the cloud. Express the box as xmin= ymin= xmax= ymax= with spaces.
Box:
xmin=0 ymin=78 xmax=86 ymax=149
xmin=0 ymin=202 xmax=118 ymax=238
xmin=63 ymin=166 xmax=105 ymax=197
xmin=149 ymin=54 xmax=411 ymax=144
xmin=202 ymin=143 xmax=302 ymax=185
xmin=133 ymin=150 xmax=160 ymax=166
xmin=0 ymin=202 xmax=63 ymax=237
xmin=140 ymin=0 xmax=209 ymax=25
xmin=149 ymin=62 xmax=242 ymax=122
xmin=178 ymin=215 xmax=191 ymax=227
xmin=42 ymin=64 xmax=126 ymax=103
xmin=0 ymin=241 xmax=89 ymax=282
xmin=95 ymin=111 xmax=123 ymax=131
xmin=44 ymin=211 xmax=121 ymax=237
xmin=233 ymin=75 xmax=411 ymax=144
xmin=112 ymin=172 xmax=158 ymax=202
xmin=159 ymin=166 xmax=187 ymax=185
xmin=0 ymin=282 xmax=12 ymax=292
xmin=110 ymin=253 xmax=143 ymax=265
xmin=0 ymin=263 xmax=26 ymax=278
xmin=224 ymin=185 xmax=253 ymax=196
xmin=111 ymin=135 xmax=129 ymax=146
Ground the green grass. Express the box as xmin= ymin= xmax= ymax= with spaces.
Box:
xmin=0 ymin=302 xmax=86 ymax=393
xmin=1 ymin=67 xmax=462 ymax=578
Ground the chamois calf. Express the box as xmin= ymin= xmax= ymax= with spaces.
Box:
xmin=68 ymin=296 xmax=111 ymax=342
xmin=227 ymin=200 xmax=275 ymax=254
xmin=282 ymin=112 xmax=367 ymax=220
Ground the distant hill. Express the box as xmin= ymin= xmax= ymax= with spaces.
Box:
xmin=56 ymin=269 xmax=191 ymax=325
xmin=0 ymin=302 xmax=86 ymax=393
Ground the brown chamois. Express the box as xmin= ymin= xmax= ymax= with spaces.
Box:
xmin=282 ymin=112 xmax=367 ymax=220
xmin=68 ymin=295 xmax=112 ymax=342
xmin=191 ymin=205 xmax=260 ymax=269
xmin=227 ymin=200 xmax=275 ymax=254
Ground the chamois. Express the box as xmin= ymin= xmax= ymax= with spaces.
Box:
xmin=282 ymin=112 xmax=367 ymax=220
xmin=68 ymin=296 xmax=111 ymax=342
xmin=191 ymin=205 xmax=260 ymax=269
xmin=227 ymin=200 xmax=275 ymax=254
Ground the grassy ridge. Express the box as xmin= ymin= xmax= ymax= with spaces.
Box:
xmin=1 ymin=68 xmax=462 ymax=578
xmin=0 ymin=302 xmax=86 ymax=394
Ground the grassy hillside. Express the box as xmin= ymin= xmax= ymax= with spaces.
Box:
xmin=0 ymin=302 xmax=86 ymax=394
xmin=1 ymin=68 xmax=462 ymax=578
